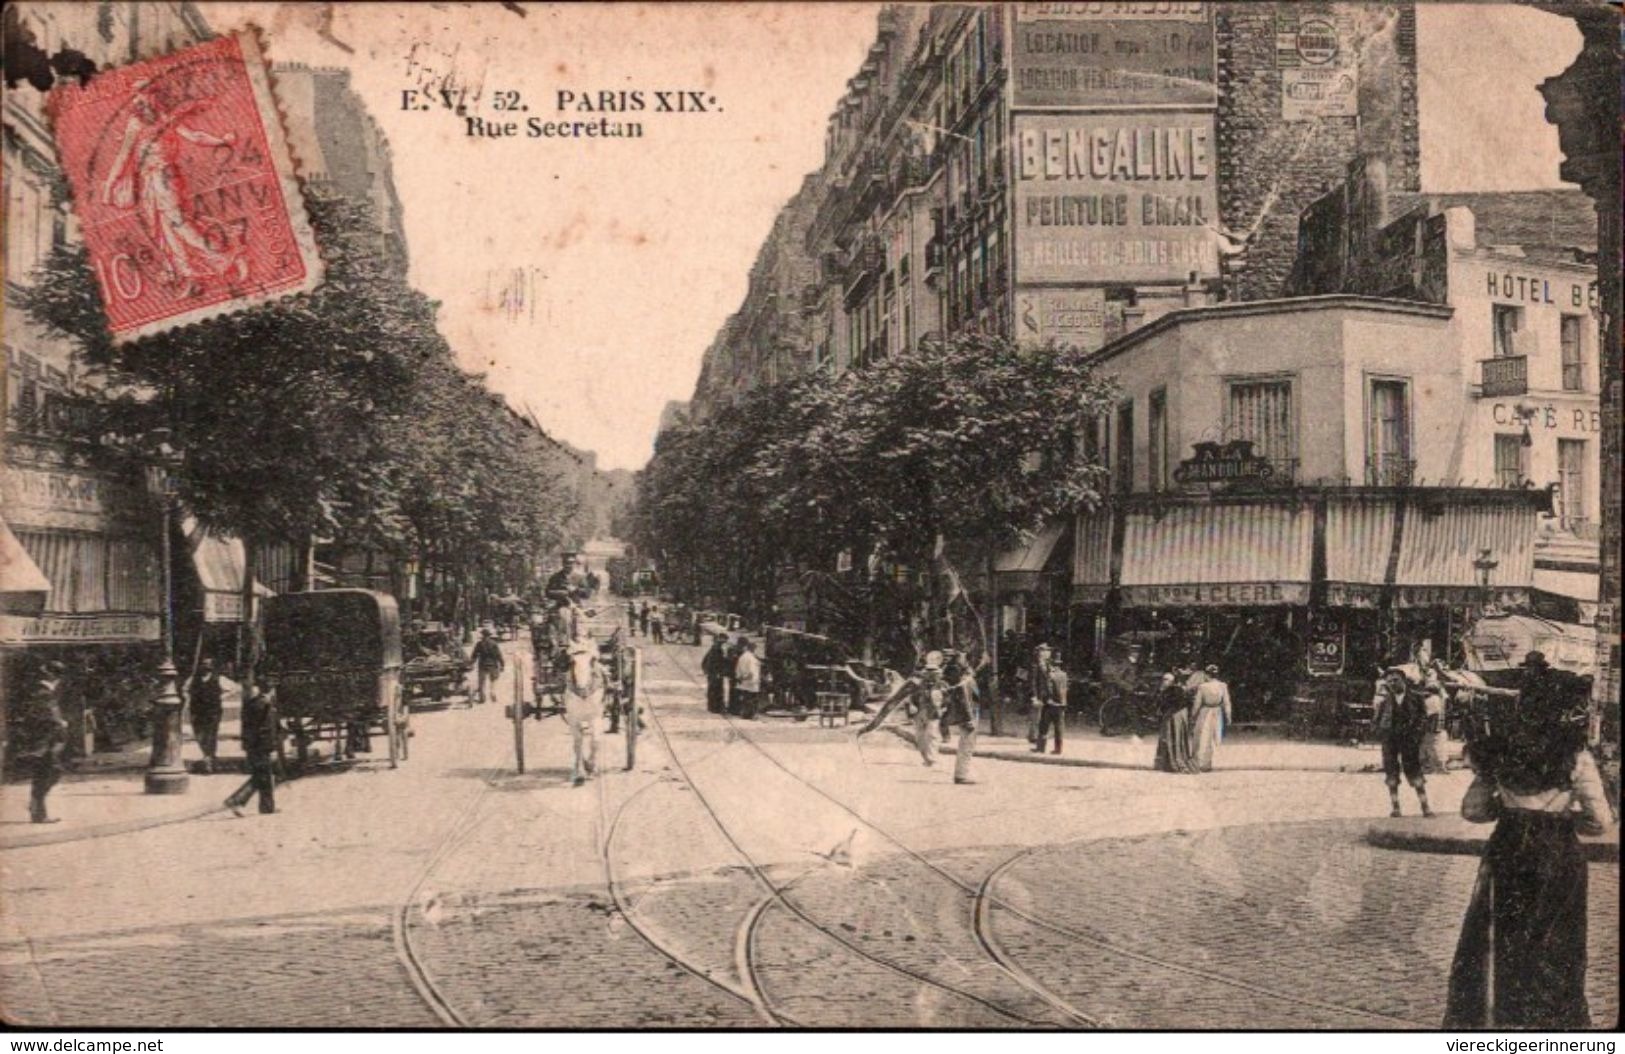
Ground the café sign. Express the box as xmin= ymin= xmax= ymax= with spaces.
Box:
xmin=0 ymin=613 xmax=159 ymax=645
xmin=1172 ymin=440 xmax=1275 ymax=485
xmin=1122 ymin=581 xmax=1309 ymax=607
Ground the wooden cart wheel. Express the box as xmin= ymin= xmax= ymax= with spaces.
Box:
xmin=512 ymin=666 xmax=527 ymax=775
xmin=385 ymin=695 xmax=400 ymax=769
xmin=625 ymin=648 xmax=640 ymax=771
xmin=395 ymin=687 xmax=410 ymax=761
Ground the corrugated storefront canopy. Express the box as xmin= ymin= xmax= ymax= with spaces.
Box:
xmin=0 ymin=516 xmax=52 ymax=615
xmin=1072 ymin=510 xmax=1113 ymax=605
xmin=1119 ymin=502 xmax=1313 ymax=607
xmin=1390 ymin=501 xmax=1534 ymax=608
xmin=184 ymin=517 xmax=273 ymax=623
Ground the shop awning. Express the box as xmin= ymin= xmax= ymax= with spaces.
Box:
xmin=1119 ymin=501 xmax=1313 ymax=607
xmin=1323 ymin=497 xmax=1396 ymax=607
xmin=1071 ymin=509 xmax=1113 ymax=605
xmin=0 ymin=516 xmax=51 ymax=615
xmin=1390 ymin=501 xmax=1534 ymax=608
xmin=1533 ymin=566 xmax=1599 ymax=603
xmin=185 ymin=517 xmax=273 ymax=623
xmin=994 ymin=521 xmax=1067 ymax=592
xmin=1465 ymin=614 xmax=1596 ymax=676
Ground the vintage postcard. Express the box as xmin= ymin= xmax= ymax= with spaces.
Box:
xmin=0 ymin=0 xmax=1618 ymax=1037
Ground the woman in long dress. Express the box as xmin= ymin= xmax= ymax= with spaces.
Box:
xmin=1444 ymin=655 xmax=1613 ymax=1028
xmin=1153 ymin=672 xmax=1194 ymax=773
xmin=1188 ymin=664 xmax=1231 ymax=773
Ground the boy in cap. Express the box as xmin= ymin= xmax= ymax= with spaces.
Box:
xmin=471 ymin=627 xmax=504 ymax=705
xmin=24 ymin=660 xmax=69 ymax=823
xmin=858 ymin=650 xmax=949 ymax=768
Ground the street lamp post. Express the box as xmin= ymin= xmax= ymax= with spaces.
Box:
xmin=144 ymin=440 xmax=188 ymax=795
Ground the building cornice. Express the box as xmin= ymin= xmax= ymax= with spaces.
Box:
xmin=1086 ymin=295 xmax=1456 ymax=368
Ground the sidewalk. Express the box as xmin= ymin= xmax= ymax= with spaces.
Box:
xmin=1 ymin=754 xmax=244 ymax=850
xmin=885 ymin=712 xmax=1462 ymax=775
xmin=877 ymin=708 xmax=1488 ymax=773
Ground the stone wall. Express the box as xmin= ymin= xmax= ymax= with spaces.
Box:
xmin=1215 ymin=3 xmax=1420 ymax=301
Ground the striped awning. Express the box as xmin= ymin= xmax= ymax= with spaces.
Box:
xmin=1071 ymin=510 xmax=1113 ymax=605
xmin=184 ymin=517 xmax=272 ymax=623
xmin=1119 ymin=502 xmax=1313 ymax=607
xmin=994 ymin=521 xmax=1068 ymax=592
xmin=1390 ymin=501 xmax=1534 ymax=608
xmin=0 ymin=516 xmax=51 ymax=615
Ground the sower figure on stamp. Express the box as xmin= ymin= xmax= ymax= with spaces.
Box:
xmin=22 ymin=660 xmax=70 ymax=824
xmin=1374 ymin=667 xmax=1433 ymax=818
xmin=226 ymin=680 xmax=278 ymax=816
xmin=857 ymin=650 xmax=948 ymax=769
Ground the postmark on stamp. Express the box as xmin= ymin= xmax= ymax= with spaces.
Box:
xmin=46 ymin=32 xmax=322 ymax=343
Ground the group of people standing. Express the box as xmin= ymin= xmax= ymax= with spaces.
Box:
xmin=700 ymin=630 xmax=761 ymax=718
xmin=1152 ymin=664 xmax=1233 ymax=774
xmin=626 ymin=600 xmax=665 ymax=643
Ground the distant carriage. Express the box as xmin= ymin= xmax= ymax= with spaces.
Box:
xmin=261 ymin=589 xmax=409 ymax=768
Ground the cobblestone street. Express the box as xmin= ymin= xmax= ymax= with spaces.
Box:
xmin=1 ymin=637 xmax=1617 ymax=1028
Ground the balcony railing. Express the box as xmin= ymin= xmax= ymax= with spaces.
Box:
xmin=1367 ymin=454 xmax=1417 ymax=486
xmin=1479 ymin=355 xmax=1528 ymax=397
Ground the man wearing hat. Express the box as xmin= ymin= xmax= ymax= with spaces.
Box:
xmin=22 ymin=660 xmax=69 ymax=823
xmin=702 ymin=632 xmax=731 ymax=714
xmin=732 ymin=637 xmax=762 ymax=720
xmin=858 ymin=650 xmax=949 ymax=769
xmin=1031 ymin=645 xmax=1068 ymax=755
xmin=470 ymin=627 xmax=505 ymax=705
xmin=544 ymin=552 xmax=589 ymax=610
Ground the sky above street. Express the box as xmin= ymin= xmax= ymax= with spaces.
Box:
xmin=203 ymin=3 xmax=1582 ymax=472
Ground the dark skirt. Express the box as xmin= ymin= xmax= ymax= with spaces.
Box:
xmin=1154 ymin=708 xmax=1194 ymax=773
xmin=1444 ymin=810 xmax=1592 ymax=1029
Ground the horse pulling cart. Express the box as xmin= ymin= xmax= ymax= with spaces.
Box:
xmin=508 ymin=599 xmax=641 ymax=774
xmin=261 ymin=589 xmax=410 ymax=768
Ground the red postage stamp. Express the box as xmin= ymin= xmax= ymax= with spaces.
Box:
xmin=47 ymin=32 xmax=321 ymax=343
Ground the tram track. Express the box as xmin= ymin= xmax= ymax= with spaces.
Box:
xmin=645 ymin=639 xmax=1430 ymax=1029
xmin=635 ymin=643 xmax=1074 ymax=1027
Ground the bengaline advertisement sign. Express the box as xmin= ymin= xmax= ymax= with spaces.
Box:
xmin=1013 ymin=112 xmax=1220 ymax=284
xmin=1011 ymin=2 xmax=1215 ymax=109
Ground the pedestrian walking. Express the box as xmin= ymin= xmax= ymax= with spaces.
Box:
xmin=188 ymin=656 xmax=224 ymax=774
xmin=857 ymin=650 xmax=948 ymax=769
xmin=650 ymin=604 xmax=665 ymax=644
xmin=638 ymin=601 xmax=650 ymax=638
xmin=471 ymin=627 xmax=504 ymax=704
xmin=724 ymin=635 xmax=746 ymax=714
xmin=627 ymin=601 xmax=638 ymax=638
xmin=1444 ymin=651 xmax=1614 ymax=1028
xmin=1153 ymin=671 xmax=1195 ymax=773
xmin=1374 ymin=668 xmax=1433 ymax=817
xmin=732 ymin=637 xmax=762 ymax=719
xmin=1189 ymin=664 xmax=1232 ymax=772
xmin=702 ymin=632 xmax=730 ymax=713
xmin=941 ymin=654 xmax=980 ymax=784
xmin=1031 ymin=645 xmax=1068 ymax=755
xmin=226 ymin=681 xmax=277 ymax=815
xmin=21 ymin=660 xmax=69 ymax=824
xmin=562 ymin=637 xmax=602 ymax=786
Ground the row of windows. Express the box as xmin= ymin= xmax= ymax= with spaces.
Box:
xmin=1490 ymin=304 xmax=1589 ymax=392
